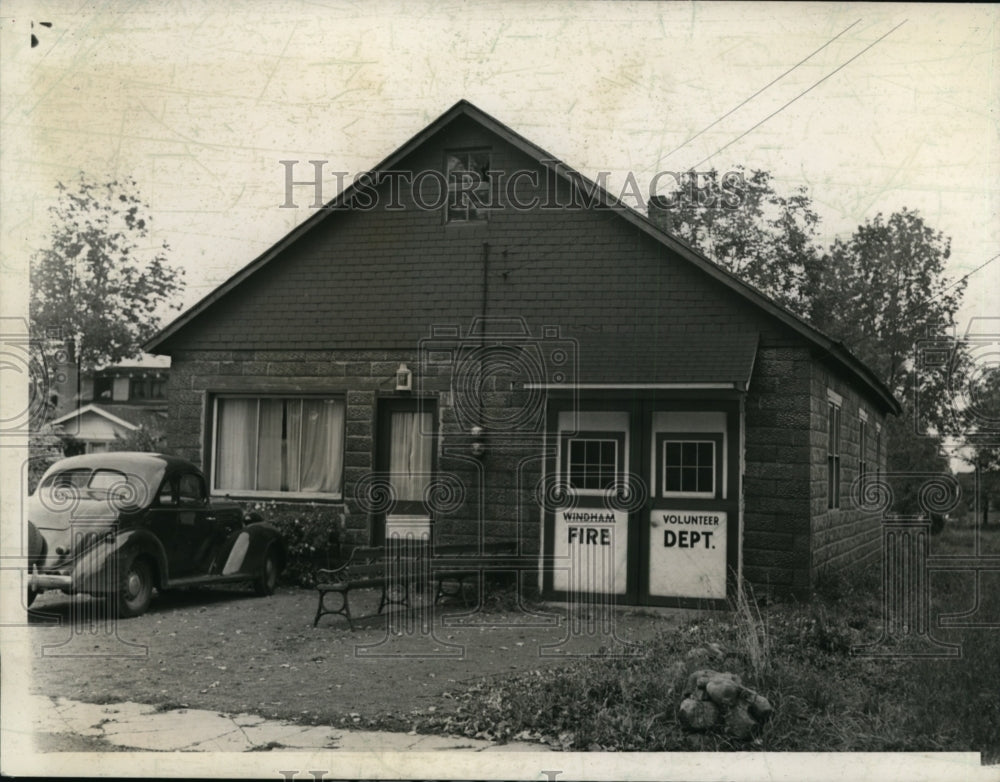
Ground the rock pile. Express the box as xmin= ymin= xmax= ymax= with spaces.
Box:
xmin=677 ymin=669 xmax=773 ymax=740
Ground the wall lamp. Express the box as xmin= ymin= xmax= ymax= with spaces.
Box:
xmin=470 ymin=425 xmax=485 ymax=458
xmin=395 ymin=363 xmax=412 ymax=392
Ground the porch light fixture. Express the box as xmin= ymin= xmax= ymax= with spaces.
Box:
xmin=470 ymin=425 xmax=485 ymax=458
xmin=395 ymin=363 xmax=412 ymax=392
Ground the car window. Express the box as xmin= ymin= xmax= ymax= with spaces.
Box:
xmin=156 ymin=478 xmax=176 ymax=506
xmin=178 ymin=473 xmax=206 ymax=505
xmin=42 ymin=468 xmax=92 ymax=490
xmin=43 ymin=468 xmax=137 ymax=502
xmin=89 ymin=469 xmax=130 ymax=492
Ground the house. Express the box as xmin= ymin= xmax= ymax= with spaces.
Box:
xmin=51 ymin=354 xmax=169 ymax=454
xmin=144 ymin=100 xmax=899 ymax=606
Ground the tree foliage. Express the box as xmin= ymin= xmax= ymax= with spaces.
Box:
xmin=649 ymin=174 xmax=969 ymax=486
xmin=30 ymin=175 xmax=185 ymax=371
xmin=809 ymin=210 xmax=964 ymax=412
xmin=649 ymin=167 xmax=821 ymax=313
xmin=958 ymin=365 xmax=1000 ymax=525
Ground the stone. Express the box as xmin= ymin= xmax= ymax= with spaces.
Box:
xmin=725 ymin=701 xmax=758 ymax=740
xmin=705 ymin=676 xmax=742 ymax=707
xmin=747 ymin=692 xmax=773 ymax=723
xmin=678 ymin=698 xmax=719 ymax=731
xmin=684 ymin=668 xmax=721 ymax=696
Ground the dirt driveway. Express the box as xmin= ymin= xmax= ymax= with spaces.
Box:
xmin=27 ymin=585 xmax=673 ymax=733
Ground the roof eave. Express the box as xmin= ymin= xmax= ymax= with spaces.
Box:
xmin=143 ymin=100 xmax=900 ymax=416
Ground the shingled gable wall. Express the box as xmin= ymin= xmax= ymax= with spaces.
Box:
xmin=159 ymin=113 xmax=889 ymax=597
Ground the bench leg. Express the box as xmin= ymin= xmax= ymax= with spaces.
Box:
xmin=314 ymin=588 xmax=354 ymax=630
xmin=435 ymin=576 xmax=473 ymax=606
xmin=379 ymin=581 xmax=412 ymax=614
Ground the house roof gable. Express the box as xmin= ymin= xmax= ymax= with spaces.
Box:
xmin=143 ymin=99 xmax=899 ymax=415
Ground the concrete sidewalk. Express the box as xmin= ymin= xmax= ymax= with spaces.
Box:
xmin=25 ymin=694 xmax=547 ymax=753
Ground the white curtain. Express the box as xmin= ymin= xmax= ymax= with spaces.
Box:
xmin=256 ymin=399 xmax=284 ymax=491
xmin=216 ymin=397 xmax=344 ymax=495
xmin=390 ymin=412 xmax=433 ymax=501
xmin=285 ymin=400 xmax=302 ymax=492
xmin=216 ymin=399 xmax=257 ymax=490
xmin=300 ymin=399 xmax=345 ymax=493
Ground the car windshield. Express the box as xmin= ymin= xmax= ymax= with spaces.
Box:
xmin=41 ymin=468 xmax=147 ymax=504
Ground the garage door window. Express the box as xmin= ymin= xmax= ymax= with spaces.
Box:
xmin=656 ymin=433 xmax=723 ymax=499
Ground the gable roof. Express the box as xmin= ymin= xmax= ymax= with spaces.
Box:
xmin=143 ymin=99 xmax=899 ymax=415
xmin=51 ymin=403 xmax=167 ymax=432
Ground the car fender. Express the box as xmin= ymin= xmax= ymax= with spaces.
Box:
xmin=220 ymin=522 xmax=285 ymax=577
xmin=71 ymin=528 xmax=169 ymax=595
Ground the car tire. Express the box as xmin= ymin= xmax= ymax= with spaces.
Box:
xmin=113 ymin=556 xmax=154 ymax=618
xmin=253 ymin=550 xmax=279 ymax=596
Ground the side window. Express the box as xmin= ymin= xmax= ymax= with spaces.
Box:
xmin=827 ymin=400 xmax=842 ymax=509
xmin=157 ymin=478 xmax=176 ymax=506
xmin=859 ymin=419 xmax=868 ymax=484
xmin=178 ymin=473 xmax=206 ymax=506
xmin=446 ymin=149 xmax=491 ymax=223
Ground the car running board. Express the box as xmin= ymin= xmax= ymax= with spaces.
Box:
xmin=164 ymin=574 xmax=254 ymax=588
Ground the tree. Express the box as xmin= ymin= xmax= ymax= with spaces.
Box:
xmin=648 ymin=167 xmax=821 ymax=314
xmin=30 ymin=175 xmax=185 ymax=371
xmin=958 ymin=365 xmax=1000 ymax=526
xmin=649 ymin=169 xmax=967 ymax=501
xmin=807 ymin=211 xmax=967 ymax=515
xmin=808 ymin=210 xmax=965 ymax=422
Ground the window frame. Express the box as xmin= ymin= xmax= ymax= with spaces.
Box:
xmin=858 ymin=418 xmax=868 ymax=485
xmin=875 ymin=424 xmax=882 ymax=477
xmin=827 ymin=400 xmax=842 ymax=509
xmin=209 ymin=393 xmax=346 ymax=500
xmin=559 ymin=430 xmax=626 ymax=497
xmin=445 ymin=148 xmax=492 ymax=224
xmin=656 ymin=432 xmax=724 ymax=499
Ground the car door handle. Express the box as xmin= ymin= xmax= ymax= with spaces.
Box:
xmin=205 ymin=516 xmax=217 ymax=522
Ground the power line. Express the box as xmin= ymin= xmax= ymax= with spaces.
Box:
xmin=655 ymin=18 xmax=862 ymax=167
xmin=689 ymin=20 xmax=907 ymax=172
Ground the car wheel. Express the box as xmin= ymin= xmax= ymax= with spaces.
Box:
xmin=113 ymin=557 xmax=154 ymax=618
xmin=253 ymin=550 xmax=279 ymax=596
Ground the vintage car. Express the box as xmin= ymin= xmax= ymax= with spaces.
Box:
xmin=27 ymin=453 xmax=286 ymax=617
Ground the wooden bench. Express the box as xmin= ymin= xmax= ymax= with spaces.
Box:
xmin=313 ymin=544 xmax=425 ymax=629
xmin=429 ymin=541 xmax=520 ymax=606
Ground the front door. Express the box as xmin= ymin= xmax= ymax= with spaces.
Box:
xmin=542 ymin=396 xmax=739 ymax=607
xmin=373 ymin=398 xmax=438 ymax=546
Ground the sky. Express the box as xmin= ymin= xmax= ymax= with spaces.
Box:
xmin=1 ymin=1 xmax=997 ymax=351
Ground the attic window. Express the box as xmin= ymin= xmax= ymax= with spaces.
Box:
xmin=446 ymin=149 xmax=491 ymax=223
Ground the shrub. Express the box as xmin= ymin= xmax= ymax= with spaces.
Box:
xmin=244 ymin=500 xmax=348 ymax=586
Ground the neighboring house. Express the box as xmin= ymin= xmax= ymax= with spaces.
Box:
xmin=143 ymin=100 xmax=899 ymax=606
xmin=51 ymin=355 xmax=169 ymax=454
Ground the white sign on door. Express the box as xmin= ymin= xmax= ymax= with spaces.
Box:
xmin=553 ymin=507 xmax=628 ymax=595
xmin=648 ymin=510 xmax=727 ymax=599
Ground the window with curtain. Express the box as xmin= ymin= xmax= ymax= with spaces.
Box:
xmin=213 ymin=396 xmax=345 ymax=497
xmin=389 ymin=411 xmax=433 ymax=501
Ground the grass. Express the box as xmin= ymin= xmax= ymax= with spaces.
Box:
xmin=426 ymin=524 xmax=1000 ymax=757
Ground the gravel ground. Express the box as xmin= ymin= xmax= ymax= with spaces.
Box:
xmin=26 ymin=584 xmax=672 ymax=733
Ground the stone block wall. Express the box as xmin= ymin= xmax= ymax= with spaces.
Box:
xmin=167 ymin=347 xmax=542 ymax=552
xmin=808 ymin=360 xmax=888 ymax=583
xmin=742 ymin=344 xmax=814 ymax=594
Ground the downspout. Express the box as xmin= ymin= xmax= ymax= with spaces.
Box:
xmin=479 ymin=241 xmax=489 ymax=427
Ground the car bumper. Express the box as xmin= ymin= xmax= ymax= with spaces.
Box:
xmin=30 ymin=573 xmax=73 ymax=591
